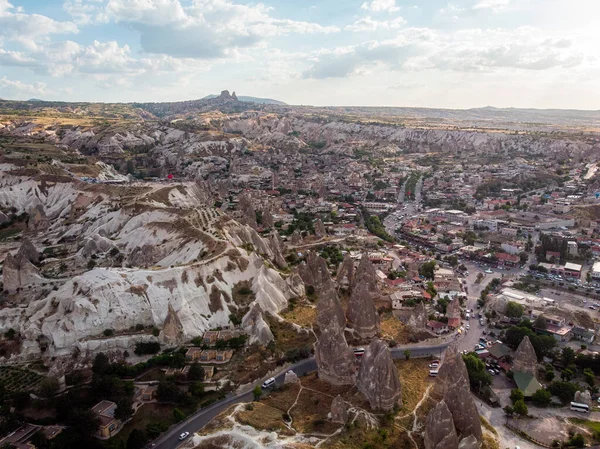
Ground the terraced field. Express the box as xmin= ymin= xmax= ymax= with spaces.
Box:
xmin=0 ymin=366 xmax=44 ymax=395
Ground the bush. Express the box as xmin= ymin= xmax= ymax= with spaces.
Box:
xmin=531 ymin=388 xmax=551 ymax=407
xmin=510 ymin=388 xmax=524 ymax=403
xmin=173 ymin=408 xmax=186 ymax=422
xmin=568 ymin=434 xmax=585 ymax=448
xmin=134 ymin=341 xmax=161 ymax=356
xmin=103 ymin=329 xmax=115 ymax=337
xmin=513 ymin=399 xmax=528 ymax=416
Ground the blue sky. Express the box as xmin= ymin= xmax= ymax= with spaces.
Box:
xmin=0 ymin=0 xmax=599 ymax=108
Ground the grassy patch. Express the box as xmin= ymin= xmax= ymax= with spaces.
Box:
xmin=569 ymin=418 xmax=600 ymax=433
xmin=482 ymin=433 xmax=500 ymax=449
xmin=281 ymin=304 xmax=316 ymax=328
xmin=0 ymin=366 xmax=43 ymax=395
xmin=481 ymin=416 xmax=498 ymax=436
xmin=394 ymin=358 xmax=431 ymax=414
xmin=265 ymin=314 xmax=315 ymax=354
xmin=237 ymin=402 xmax=288 ymax=432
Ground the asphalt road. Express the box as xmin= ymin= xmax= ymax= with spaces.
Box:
xmin=151 ymin=342 xmax=450 ymax=449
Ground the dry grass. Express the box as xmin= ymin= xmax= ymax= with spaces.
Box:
xmin=481 ymin=416 xmax=498 ymax=436
xmin=281 ymin=305 xmax=317 ymax=328
xmin=482 ymin=433 xmax=500 ymax=449
xmin=394 ymin=358 xmax=432 ymax=414
xmin=381 ymin=314 xmax=410 ymax=343
xmin=237 ymin=402 xmax=288 ymax=432
xmin=266 ymin=314 xmax=316 ymax=354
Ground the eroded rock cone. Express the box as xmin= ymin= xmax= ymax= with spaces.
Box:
xmin=316 ymin=283 xmax=346 ymax=329
xmin=298 ymin=251 xmax=333 ymax=296
xmin=291 ymin=229 xmax=303 ymax=246
xmin=2 ymin=252 xmax=43 ymax=293
xmin=315 ymin=219 xmax=326 ymax=238
xmin=161 ymin=304 xmax=184 ymax=343
xmin=512 ymin=336 xmax=537 ymax=376
xmin=346 ymin=281 xmax=379 ymax=338
xmin=242 ymin=303 xmax=274 ymax=345
xmin=284 ymin=370 xmax=299 ymax=384
xmin=330 ymin=395 xmax=349 ymax=424
xmin=28 ymin=204 xmax=50 ymax=232
xmin=315 ymin=318 xmax=356 ymax=385
xmin=410 ymin=301 xmax=428 ymax=329
xmin=268 ymin=232 xmax=287 ymax=269
xmin=356 ymin=339 xmax=402 ymax=411
xmin=424 ymin=400 xmax=459 ymax=449
xmin=18 ymin=239 xmax=40 ymax=265
xmin=446 ymin=297 xmax=461 ymax=319
xmin=458 ymin=435 xmax=480 ymax=449
xmin=238 ymin=192 xmax=257 ymax=229
xmin=353 ymin=252 xmax=379 ymax=296
xmin=262 ymin=207 xmax=275 ymax=228
xmin=336 ymin=253 xmax=354 ymax=288
xmin=434 ymin=345 xmax=482 ymax=443
xmin=574 ymin=390 xmax=592 ymax=407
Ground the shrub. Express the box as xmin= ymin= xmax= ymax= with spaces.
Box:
xmin=103 ymin=329 xmax=115 ymax=337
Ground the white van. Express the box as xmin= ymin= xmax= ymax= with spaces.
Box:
xmin=262 ymin=377 xmax=276 ymax=389
xmin=429 ymin=369 xmax=439 ymax=377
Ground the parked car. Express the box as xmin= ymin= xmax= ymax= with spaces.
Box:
xmin=262 ymin=377 xmax=276 ymax=389
xmin=179 ymin=432 xmax=190 ymax=441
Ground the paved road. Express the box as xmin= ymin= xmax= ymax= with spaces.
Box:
xmin=151 ymin=343 xmax=450 ymax=449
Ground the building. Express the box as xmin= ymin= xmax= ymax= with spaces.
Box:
xmin=496 ymin=252 xmax=520 ymax=267
xmin=591 ymin=261 xmax=600 ymax=282
xmin=426 ymin=320 xmax=449 ymax=334
xmin=564 ymin=262 xmax=582 ymax=279
xmin=512 ymin=371 xmax=543 ymax=398
xmin=567 ymin=241 xmax=579 ymax=256
xmin=202 ymin=331 xmax=219 ymax=345
xmin=91 ymin=400 xmax=121 ymax=439
xmin=571 ymin=326 xmax=595 ymax=344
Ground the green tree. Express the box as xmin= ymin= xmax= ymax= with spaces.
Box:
xmin=463 ymin=353 xmax=493 ymax=391
xmin=533 ymin=315 xmax=547 ymax=330
xmin=253 ymin=385 xmax=262 ymax=401
xmin=419 ymin=261 xmax=436 ymax=280
xmin=505 ymin=301 xmax=524 ymax=318
xmin=115 ymin=397 xmax=134 ymax=421
xmin=569 ymin=434 xmax=585 ymax=448
xmin=173 ymin=408 xmax=186 ymax=422
xmin=189 ymin=381 xmax=205 ymax=398
xmin=503 ymin=405 xmax=514 ymax=416
xmin=404 ymin=350 xmax=411 ymax=360
xmin=66 ymin=408 xmax=101 ymax=436
xmin=584 ymin=368 xmax=595 ymax=387
xmin=126 ymin=429 xmax=147 ymax=449
xmin=510 ymin=388 xmax=524 ymax=404
xmin=39 ymin=377 xmax=59 ymax=398
xmin=531 ymin=389 xmax=551 ymax=407
xmin=562 ymin=347 xmax=576 ymax=366
xmin=545 ymin=369 xmax=555 ymax=382
xmin=561 ymin=368 xmax=574 ymax=381
xmin=187 ymin=363 xmax=205 ymax=381
xmin=92 ymin=352 xmax=110 ymax=375
xmin=513 ymin=399 xmax=528 ymax=417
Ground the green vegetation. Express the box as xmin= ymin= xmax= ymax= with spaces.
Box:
xmin=362 ymin=209 xmax=394 ymax=242
xmin=463 ymin=353 xmax=493 ymax=391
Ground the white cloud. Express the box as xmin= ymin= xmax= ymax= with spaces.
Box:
xmin=64 ymin=0 xmax=339 ymax=59
xmin=304 ymin=27 xmax=585 ymax=79
xmin=0 ymin=76 xmax=47 ymax=95
xmin=472 ymin=0 xmax=510 ymax=11
xmin=360 ymin=0 xmax=400 ymax=13
xmin=345 ymin=16 xmax=406 ymax=32
xmin=0 ymin=0 xmax=78 ymax=50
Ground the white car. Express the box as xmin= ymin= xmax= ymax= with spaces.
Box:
xmin=262 ymin=377 xmax=276 ymax=389
xmin=179 ymin=432 xmax=190 ymax=441
xmin=466 ymin=324 xmax=470 ymax=330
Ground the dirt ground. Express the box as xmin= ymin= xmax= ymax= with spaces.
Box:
xmin=507 ymin=416 xmax=574 ymax=445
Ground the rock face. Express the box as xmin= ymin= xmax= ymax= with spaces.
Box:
xmin=241 ymin=303 xmax=274 ymax=345
xmin=315 ymin=219 xmax=326 ymax=238
xmin=2 ymin=252 xmax=43 ymax=294
xmin=458 ymin=435 xmax=481 ymax=449
xmin=353 ymin=253 xmax=379 ymax=296
xmin=435 ymin=345 xmax=482 ymax=443
xmin=346 ymin=281 xmax=379 ymax=338
xmin=330 ymin=395 xmax=349 ymax=424
xmin=575 ymin=390 xmax=592 ymax=407
xmin=291 ymin=229 xmax=303 ymax=246
xmin=407 ymin=301 xmax=428 ymax=329
xmin=0 ymin=211 xmax=8 ymax=225
xmin=298 ymin=251 xmax=334 ymax=295
xmin=261 ymin=207 xmax=275 ymax=228
xmin=27 ymin=204 xmax=50 ymax=231
xmin=446 ymin=297 xmax=461 ymax=319
xmin=336 ymin=254 xmax=354 ymax=288
xmin=512 ymin=336 xmax=537 ymax=376
xmin=284 ymin=370 xmax=299 ymax=384
xmin=237 ymin=193 xmax=257 ymax=229
xmin=357 ymin=339 xmax=402 ymax=411
xmin=268 ymin=232 xmax=287 ymax=269
xmin=424 ymin=400 xmax=459 ymax=449
xmin=315 ymin=317 xmax=356 ymax=385
xmin=161 ymin=303 xmax=184 ymax=343
xmin=17 ymin=239 xmax=39 ymax=265
xmin=316 ymin=284 xmax=346 ymax=329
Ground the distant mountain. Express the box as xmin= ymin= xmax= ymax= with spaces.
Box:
xmin=202 ymin=94 xmax=286 ymax=105
xmin=28 ymin=98 xmax=43 ymax=102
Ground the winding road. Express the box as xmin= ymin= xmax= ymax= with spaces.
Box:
xmin=151 ymin=342 xmax=450 ymax=449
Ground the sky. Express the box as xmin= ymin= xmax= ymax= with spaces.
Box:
xmin=0 ymin=0 xmax=599 ymax=109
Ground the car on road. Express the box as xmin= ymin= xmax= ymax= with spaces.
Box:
xmin=429 ymin=362 xmax=439 ymax=368
xmin=262 ymin=377 xmax=276 ymax=389
xmin=179 ymin=432 xmax=190 ymax=441
xmin=466 ymin=324 xmax=470 ymax=330
xmin=488 ymin=369 xmax=496 ymax=375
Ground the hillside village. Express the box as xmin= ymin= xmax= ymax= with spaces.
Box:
xmin=1 ymin=95 xmax=600 ymax=448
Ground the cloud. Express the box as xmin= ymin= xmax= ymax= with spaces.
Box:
xmin=0 ymin=0 xmax=78 ymax=50
xmin=303 ymin=27 xmax=585 ymax=79
xmin=472 ymin=0 xmax=510 ymax=11
xmin=388 ymin=81 xmax=425 ymax=90
xmin=0 ymin=76 xmax=47 ymax=96
xmin=344 ymin=16 xmax=406 ymax=32
xmin=360 ymin=0 xmax=400 ymax=13
xmin=65 ymin=0 xmax=339 ymax=59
